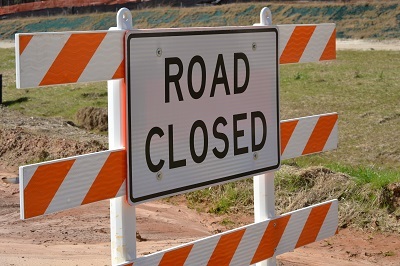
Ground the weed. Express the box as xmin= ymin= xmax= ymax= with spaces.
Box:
xmin=326 ymin=164 xmax=399 ymax=189
xmin=220 ymin=218 xmax=235 ymax=227
xmin=378 ymin=71 xmax=384 ymax=80
xmin=294 ymin=72 xmax=303 ymax=80
xmin=384 ymin=251 xmax=395 ymax=257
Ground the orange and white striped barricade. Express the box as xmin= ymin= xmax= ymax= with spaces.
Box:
xmin=118 ymin=200 xmax=338 ymax=266
xmin=15 ymin=22 xmax=335 ymax=89
xmin=19 ymin=112 xmax=338 ymax=219
xmin=15 ymin=7 xmax=338 ymax=266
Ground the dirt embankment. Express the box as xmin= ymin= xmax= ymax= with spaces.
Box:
xmin=0 ymin=106 xmax=107 ymax=172
xmin=0 ymin=2 xmax=399 ymax=40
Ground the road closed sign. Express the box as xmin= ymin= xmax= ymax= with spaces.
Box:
xmin=126 ymin=27 xmax=280 ymax=204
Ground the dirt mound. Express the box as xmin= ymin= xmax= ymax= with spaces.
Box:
xmin=0 ymin=127 xmax=106 ymax=169
xmin=276 ymin=165 xmax=353 ymax=213
xmin=0 ymin=106 xmax=107 ymax=170
xmin=276 ymin=165 xmax=400 ymax=233
xmin=76 ymin=106 xmax=108 ymax=132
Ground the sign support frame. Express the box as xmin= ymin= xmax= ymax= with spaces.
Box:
xmin=13 ymin=6 xmax=338 ymax=266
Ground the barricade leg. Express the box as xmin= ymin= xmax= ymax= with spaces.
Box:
xmin=108 ymin=77 xmax=137 ymax=265
xmin=254 ymin=172 xmax=276 ymax=266
xmin=109 ymin=9 xmax=136 ymax=265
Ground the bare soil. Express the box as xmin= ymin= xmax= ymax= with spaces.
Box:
xmin=1 ymin=41 xmax=400 ymax=265
xmin=336 ymin=39 xmax=400 ymax=51
xmin=1 ymin=172 xmax=400 ymax=265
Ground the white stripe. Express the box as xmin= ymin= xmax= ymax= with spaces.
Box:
xmin=19 ymin=33 xmax=70 ymax=88
xmin=323 ymin=118 xmax=338 ymax=152
xmin=45 ymin=151 xmax=109 ymax=214
xmin=184 ymin=235 xmax=220 ymax=265
xmin=21 ymin=164 xmax=39 ymax=190
xmin=282 ymin=116 xmax=319 ymax=159
xmin=229 ymin=221 xmax=267 ymax=265
xmin=277 ymin=25 xmax=296 ymax=59
xmin=134 ymin=253 xmax=163 ymax=266
xmin=300 ymin=24 xmax=335 ymax=63
xmin=116 ymin=180 xmax=126 ymax=198
xmin=78 ymin=31 xmax=125 ymax=82
xmin=316 ymin=200 xmax=338 ymax=241
xmin=275 ymin=209 xmax=310 ymax=256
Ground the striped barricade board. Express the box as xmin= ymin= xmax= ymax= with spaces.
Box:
xmin=19 ymin=113 xmax=337 ymax=219
xmin=15 ymin=24 xmax=335 ymax=89
xmin=119 ymin=200 xmax=338 ymax=266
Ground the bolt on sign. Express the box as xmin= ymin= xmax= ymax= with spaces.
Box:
xmin=126 ymin=27 xmax=280 ymax=204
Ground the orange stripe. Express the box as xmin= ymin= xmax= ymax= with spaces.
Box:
xmin=19 ymin=35 xmax=33 ymax=55
xmin=280 ymin=120 xmax=298 ymax=154
xmin=280 ymin=26 xmax=316 ymax=64
xmin=295 ymin=203 xmax=332 ymax=248
xmin=24 ymin=160 xmax=75 ymax=218
xmin=112 ymin=60 xmax=125 ymax=79
xmin=208 ymin=229 xmax=245 ymax=266
xmin=81 ymin=150 xmax=127 ymax=205
xmin=159 ymin=244 xmax=193 ymax=266
xmin=251 ymin=215 xmax=291 ymax=264
xmin=39 ymin=32 xmax=106 ymax=86
xmin=302 ymin=114 xmax=338 ymax=155
xmin=320 ymin=28 xmax=336 ymax=61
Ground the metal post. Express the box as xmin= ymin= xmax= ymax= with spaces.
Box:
xmin=253 ymin=7 xmax=277 ymax=266
xmin=109 ymin=8 xmax=136 ymax=266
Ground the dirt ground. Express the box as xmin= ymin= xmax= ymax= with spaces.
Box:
xmin=2 ymin=38 xmax=400 ymax=50
xmin=1 ymin=40 xmax=399 ymax=265
xmin=1 ymin=174 xmax=400 ymax=266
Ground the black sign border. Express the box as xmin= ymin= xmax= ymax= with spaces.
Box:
xmin=126 ymin=27 xmax=280 ymax=204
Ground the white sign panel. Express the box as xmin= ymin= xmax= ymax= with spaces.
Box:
xmin=126 ymin=27 xmax=280 ymax=204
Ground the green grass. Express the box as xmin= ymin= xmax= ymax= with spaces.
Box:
xmin=326 ymin=164 xmax=399 ymax=189
xmin=186 ymin=180 xmax=253 ymax=215
xmin=280 ymin=50 xmax=400 ymax=171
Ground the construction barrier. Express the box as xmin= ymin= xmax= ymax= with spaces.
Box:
xmin=15 ymin=7 xmax=339 ymax=266
xmin=16 ymin=24 xmax=335 ymax=89
xmin=120 ymin=200 xmax=338 ymax=266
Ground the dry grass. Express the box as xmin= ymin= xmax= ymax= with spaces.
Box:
xmin=275 ymin=165 xmax=400 ymax=233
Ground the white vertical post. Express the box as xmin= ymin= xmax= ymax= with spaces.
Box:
xmin=253 ymin=7 xmax=277 ymax=266
xmin=109 ymin=8 xmax=136 ymax=266
xmin=253 ymin=173 xmax=276 ymax=266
